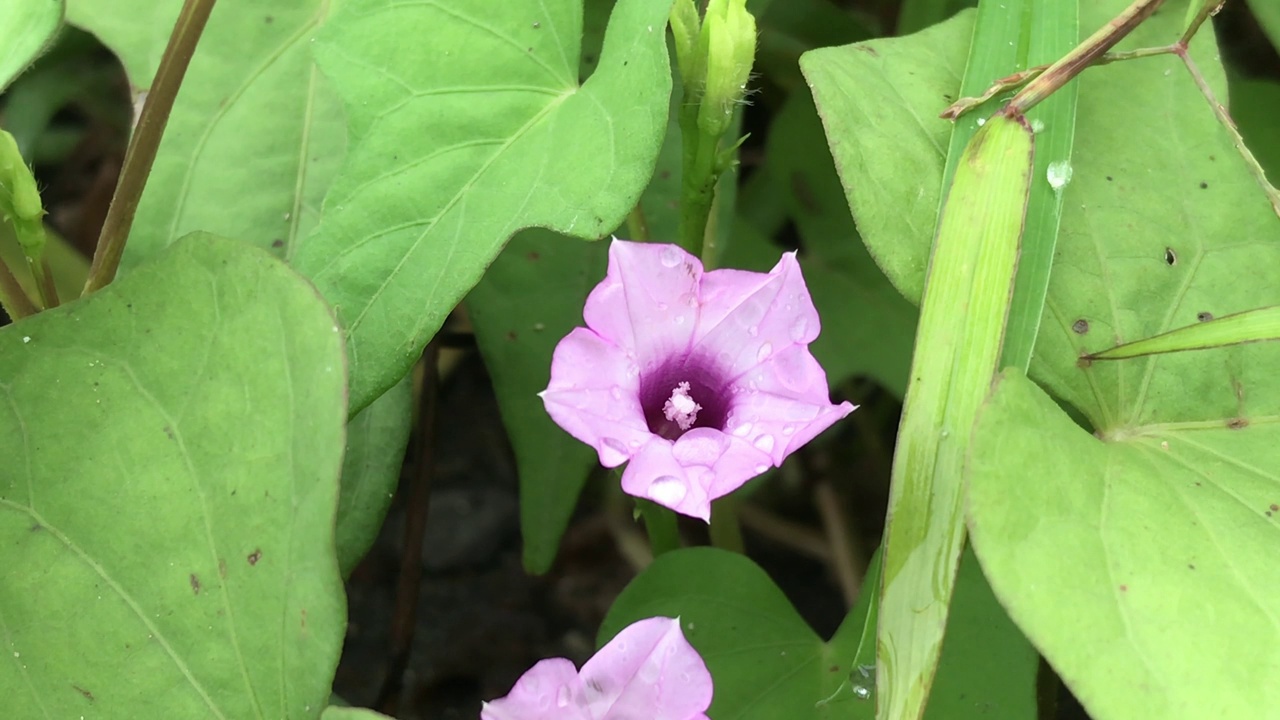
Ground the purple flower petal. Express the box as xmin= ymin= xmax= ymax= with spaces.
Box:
xmin=480 ymin=658 xmax=590 ymax=720
xmin=541 ymin=328 xmax=651 ymax=467
xmin=579 ymin=617 xmax=713 ymax=720
xmin=583 ymin=241 xmax=702 ymax=369
xmin=480 ymin=617 xmax=712 ymax=720
xmin=543 ymin=240 xmax=856 ymax=520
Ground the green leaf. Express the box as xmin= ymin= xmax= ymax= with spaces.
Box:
xmin=0 ymin=0 xmax=62 ymax=92
xmin=1230 ymin=76 xmax=1280 ymax=183
xmin=467 ymin=229 xmax=608 ymax=574
xmin=294 ymin=0 xmax=675 ymax=412
xmin=1245 ymin=0 xmax=1280 ymax=51
xmin=764 ymin=91 xmax=916 ymax=396
xmin=336 ymin=372 xmax=412 ymax=577
xmin=600 ymin=547 xmax=859 ymax=719
xmin=1086 ymin=305 xmax=1280 ymax=361
xmin=0 ymin=234 xmax=347 ymax=718
xmin=968 ymin=370 xmax=1280 ymax=719
xmin=599 ymin=545 xmax=1036 ymax=719
xmin=66 ymin=0 xmax=348 ymax=267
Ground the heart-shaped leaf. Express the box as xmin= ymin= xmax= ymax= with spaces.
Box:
xmin=0 ymin=234 xmax=348 ymax=718
xmin=294 ymin=0 xmax=675 ymax=412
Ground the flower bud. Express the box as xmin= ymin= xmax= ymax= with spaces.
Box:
xmin=695 ymin=0 xmax=756 ymax=137
xmin=668 ymin=0 xmax=702 ymax=90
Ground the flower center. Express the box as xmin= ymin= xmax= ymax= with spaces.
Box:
xmin=639 ymin=357 xmax=730 ymax=441
xmin=662 ymin=382 xmax=702 ymax=431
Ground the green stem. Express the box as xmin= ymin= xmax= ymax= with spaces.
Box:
xmin=638 ymin=499 xmax=682 ymax=556
xmin=626 ymin=203 xmax=650 ymax=242
xmin=82 ymin=0 xmax=218 ymax=296
xmin=709 ymin=495 xmax=744 ymax=553
xmin=0 ymin=256 xmax=38 ymax=320
xmin=677 ymin=105 xmax=720 ymax=258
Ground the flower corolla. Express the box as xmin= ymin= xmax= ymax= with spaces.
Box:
xmin=540 ymin=240 xmax=855 ymax=521
xmin=480 ymin=616 xmax=711 ymax=720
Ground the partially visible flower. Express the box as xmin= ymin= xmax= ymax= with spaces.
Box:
xmin=481 ymin=616 xmax=711 ymax=720
xmin=540 ymin=240 xmax=855 ymax=521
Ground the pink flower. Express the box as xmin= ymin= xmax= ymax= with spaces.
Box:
xmin=481 ymin=616 xmax=712 ymax=720
xmin=541 ymin=240 xmax=855 ymax=521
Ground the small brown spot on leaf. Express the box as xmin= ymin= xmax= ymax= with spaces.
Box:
xmin=301 ymin=608 xmax=308 ymax=630
xmin=856 ymin=45 xmax=879 ymax=56
xmin=1077 ymin=354 xmax=1094 ymax=369
xmin=829 ymin=665 xmax=840 ymax=673
xmin=526 ymin=251 xmax=540 ymax=261
xmin=271 ymin=239 xmax=284 ymax=248
xmin=1164 ymin=248 xmax=1177 ymax=265
xmin=1199 ymin=181 xmax=1208 ymax=189
xmin=1072 ymin=319 xmax=1089 ymax=334
xmin=505 ymin=331 xmax=517 ymax=341
xmin=1106 ymin=175 xmax=1113 ymax=181
xmin=1119 ymin=584 xmax=1128 ymax=592
xmin=1188 ymin=563 xmax=1196 ymax=570
xmin=163 ymin=425 xmax=175 ymax=440
xmin=72 ymin=685 xmax=95 ymax=702
xmin=1227 ymin=418 xmax=1249 ymax=430
xmin=190 ymin=574 xmax=201 ymax=595
xmin=1271 ymin=503 xmax=1279 ymax=512
xmin=1197 ymin=311 xmax=1213 ymax=322
xmin=219 ymin=558 xmax=227 ymax=578
xmin=247 ymin=549 xmax=262 ymax=565
xmin=264 ymin=15 xmax=274 ymax=23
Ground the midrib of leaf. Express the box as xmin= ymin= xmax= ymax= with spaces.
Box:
xmin=342 ymin=95 xmax=570 ymax=335
xmin=0 ymin=500 xmax=230 ymax=720
xmin=164 ymin=6 xmax=330 ymax=257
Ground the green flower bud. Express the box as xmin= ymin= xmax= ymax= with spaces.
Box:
xmin=668 ymin=0 xmax=702 ymax=91
xmin=695 ymin=0 xmax=756 ymax=137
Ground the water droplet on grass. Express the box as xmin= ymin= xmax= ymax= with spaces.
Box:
xmin=1047 ymin=160 xmax=1073 ymax=190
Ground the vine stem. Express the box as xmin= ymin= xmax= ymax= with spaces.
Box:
xmin=82 ymin=0 xmax=218 ymax=296
xmin=0 ymin=256 xmax=37 ymax=320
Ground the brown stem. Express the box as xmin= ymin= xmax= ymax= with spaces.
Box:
xmin=1176 ymin=49 xmax=1280 ymax=218
xmin=813 ymin=480 xmax=862 ymax=608
xmin=941 ymin=45 xmax=1177 ymax=120
xmin=376 ymin=342 xmax=440 ymax=715
xmin=1003 ymin=0 xmax=1167 ymax=117
xmin=0 ymin=256 xmax=38 ymax=320
xmin=82 ymin=0 xmax=218 ymax=296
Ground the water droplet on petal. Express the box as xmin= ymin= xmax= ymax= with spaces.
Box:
xmin=790 ymin=317 xmax=808 ymax=341
xmin=733 ymin=422 xmax=753 ymax=437
xmin=610 ymin=386 xmax=623 ymax=400
xmin=782 ymin=425 xmax=796 ymax=436
xmin=674 ymin=315 xmax=685 ymax=325
xmin=556 ymin=685 xmax=571 ymax=708
xmin=626 ymin=364 xmax=640 ymax=379
xmin=747 ymin=325 xmax=759 ymax=337
xmin=754 ymin=435 xmax=775 ymax=453
xmin=757 ymin=342 xmax=773 ymax=362
xmin=661 ymin=245 xmax=683 ymax=267
xmin=754 ymin=464 xmax=769 ymax=474
xmin=648 ymin=475 xmax=688 ymax=506
xmin=602 ymin=437 xmax=629 ymax=460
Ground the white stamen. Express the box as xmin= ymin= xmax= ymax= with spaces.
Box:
xmin=663 ymin=381 xmax=702 ymax=431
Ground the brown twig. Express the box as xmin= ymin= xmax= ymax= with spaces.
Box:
xmin=376 ymin=342 xmax=440 ymax=715
xmin=82 ymin=0 xmax=218 ymax=295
